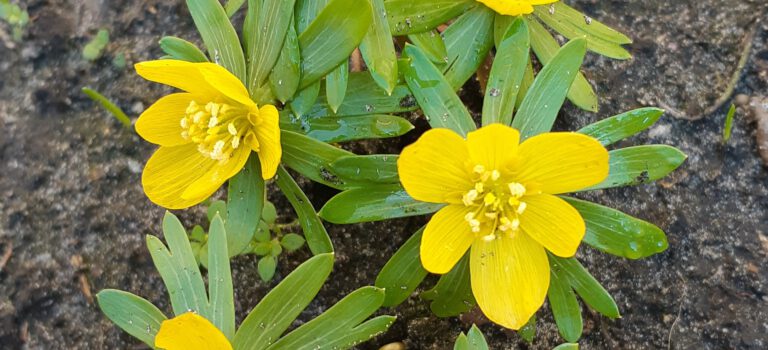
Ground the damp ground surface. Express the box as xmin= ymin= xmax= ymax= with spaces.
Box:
xmin=1 ymin=0 xmax=767 ymax=349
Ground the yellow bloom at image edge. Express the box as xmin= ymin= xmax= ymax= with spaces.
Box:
xmin=134 ymin=60 xmax=281 ymax=209
xmin=155 ymin=312 xmax=232 ymax=350
xmin=397 ymin=124 xmax=609 ymax=330
xmin=477 ymin=0 xmax=559 ymax=16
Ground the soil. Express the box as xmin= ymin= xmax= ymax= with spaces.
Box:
xmin=1 ymin=0 xmax=767 ymax=349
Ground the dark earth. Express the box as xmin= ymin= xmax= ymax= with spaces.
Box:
xmin=1 ymin=0 xmax=767 ymax=349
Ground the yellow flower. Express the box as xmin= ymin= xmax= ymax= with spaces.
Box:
xmin=155 ymin=312 xmax=232 ymax=350
xmin=135 ymin=60 xmax=281 ymax=209
xmin=477 ymin=0 xmax=559 ymax=16
xmin=398 ymin=124 xmax=609 ymax=329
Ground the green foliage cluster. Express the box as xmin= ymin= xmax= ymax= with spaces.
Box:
xmin=0 ymin=0 xmax=28 ymax=41
xmin=96 ymin=0 xmax=687 ymax=348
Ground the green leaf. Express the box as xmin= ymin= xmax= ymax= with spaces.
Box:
xmin=243 ymin=0 xmax=297 ymax=96
xmin=269 ymin=23 xmax=301 ymax=103
xmin=207 ymin=200 xmax=227 ymax=222
xmin=518 ymin=315 xmax=536 ymax=342
xmin=512 ymin=38 xmax=587 ymax=140
xmin=723 ymin=103 xmax=736 ymax=143
xmin=185 ymin=0 xmax=246 ymax=82
xmin=81 ymin=87 xmax=131 ymax=128
xmin=304 ymin=72 xmax=417 ymax=117
xmin=562 ymin=197 xmax=668 ymax=259
xmin=234 ymin=253 xmax=335 ymax=349
xmin=225 ymin=0 xmax=246 ymax=17
xmin=360 ymin=0 xmax=398 ymax=94
xmin=553 ymin=344 xmax=580 ymax=350
xmin=408 ymin=30 xmax=448 ymax=65
xmin=549 ymin=255 xmax=620 ymax=319
xmin=146 ymin=212 xmax=209 ymax=318
xmin=482 ymin=17 xmax=529 ymax=126
xmin=402 ymin=44 xmax=476 ymax=137
xmin=158 ymin=36 xmax=209 ymax=63
xmin=83 ymin=29 xmax=109 ymax=61
xmin=548 ymin=268 xmax=582 ymax=343
xmin=298 ymin=0 xmax=372 ymax=88
xmin=262 ymin=201 xmax=277 ymax=224
xmin=422 ymin=254 xmax=475 ymax=317
xmin=207 ymin=216 xmax=235 ymax=341
xmin=254 ymin=221 xmax=271 ymax=242
xmin=254 ymin=241 xmax=272 ymax=256
xmin=280 ymin=113 xmax=414 ymax=143
xmin=456 ymin=325 xmax=490 ymax=350
xmin=578 ymin=108 xmax=664 ymax=146
xmin=268 ymin=287 xmax=389 ymax=349
xmin=319 ymin=185 xmax=444 ymax=224
xmin=375 ymin=228 xmax=428 ymax=306
xmin=385 ymin=0 xmax=475 ymax=35
xmin=226 ymin=156 xmax=265 ymax=256
xmin=290 ymin=82 xmax=322 ymax=118
xmin=97 ymin=290 xmax=167 ymax=348
xmin=326 ymin=61 xmax=349 ymax=113
xmin=280 ymin=233 xmax=306 ymax=252
xmin=533 ymin=2 xmax=631 ymax=59
xmin=526 ymin=17 xmax=597 ymax=112
xmin=295 ymin=0 xmax=329 ymax=34
xmin=584 ymin=145 xmax=687 ymax=191
xmin=274 ymin=165 xmax=334 ymax=254
xmin=329 ymin=154 xmax=400 ymax=185
xmin=281 ymin=130 xmax=354 ymax=189
xmin=442 ymin=5 xmax=494 ymax=90
xmin=258 ymin=255 xmax=278 ymax=281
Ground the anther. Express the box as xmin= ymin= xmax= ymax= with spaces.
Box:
xmin=482 ymin=234 xmax=496 ymax=242
xmin=483 ymin=193 xmax=497 ymax=206
xmin=180 ymin=118 xmax=189 ymax=129
xmin=231 ymin=137 xmax=240 ymax=149
xmin=473 ymin=164 xmax=486 ymax=174
xmin=516 ymin=202 xmax=527 ymax=214
xmin=508 ymin=182 xmax=526 ymax=197
xmin=228 ymin=123 xmax=237 ymax=135
xmin=491 ymin=170 xmax=500 ymax=181
xmin=208 ymin=116 xmax=218 ymax=128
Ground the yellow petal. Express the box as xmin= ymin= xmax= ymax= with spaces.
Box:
xmin=142 ymin=145 xmax=219 ymax=209
xmin=182 ymin=147 xmax=251 ymax=200
xmin=421 ymin=205 xmax=475 ymax=274
xmin=470 ymin=232 xmax=549 ymax=330
xmin=155 ymin=312 xmax=232 ymax=350
xmin=135 ymin=60 xmax=219 ymax=97
xmin=196 ymin=62 xmax=254 ymax=107
xmin=516 ymin=132 xmax=609 ymax=194
xmin=398 ymin=128 xmax=473 ymax=204
xmin=135 ymin=93 xmax=194 ymax=147
xmin=477 ymin=0 xmax=535 ymax=15
xmin=253 ymin=105 xmax=281 ymax=179
xmin=466 ymin=124 xmax=520 ymax=171
xmin=520 ymin=194 xmax=585 ymax=257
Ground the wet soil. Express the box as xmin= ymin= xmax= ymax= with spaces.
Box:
xmin=1 ymin=0 xmax=767 ymax=349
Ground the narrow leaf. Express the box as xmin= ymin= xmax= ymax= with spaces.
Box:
xmin=385 ymin=0 xmax=475 ymax=35
xmin=408 ymin=30 xmax=448 ymax=65
xmin=158 ymin=36 xmax=209 ymax=63
xmin=526 ymin=17 xmax=597 ymax=112
xmin=562 ymin=197 xmax=668 ymax=259
xmin=290 ymin=82 xmax=321 ymax=118
xmin=207 ymin=216 xmax=235 ymax=340
xmin=360 ymin=0 xmax=398 ymax=94
xmin=421 ymin=254 xmax=475 ymax=317
xmin=226 ymin=156 xmax=264 ymax=256
xmin=583 ymin=145 xmax=687 ymax=191
xmin=402 ymin=44 xmax=476 ymax=136
xmin=269 ymin=24 xmax=301 ymax=103
xmin=326 ymin=61 xmax=349 ymax=113
xmin=482 ymin=17 xmax=529 ymax=126
xmin=548 ymin=268 xmax=583 ymax=343
xmin=244 ymin=0 xmax=297 ymax=94
xmin=186 ymin=0 xmax=246 ymax=82
xmin=280 ymin=113 xmax=414 ymax=143
xmin=234 ymin=253 xmax=335 ymax=349
xmin=281 ymin=130 xmax=354 ymax=189
xmin=319 ymin=185 xmax=445 ymax=223
xmin=512 ymin=38 xmax=587 ymax=140
xmin=82 ymin=87 xmax=131 ymax=127
xmin=298 ymin=0 xmax=372 ymax=88
xmin=97 ymin=290 xmax=167 ymax=348
xmin=550 ymin=255 xmax=620 ymax=319
xmin=304 ymin=72 xmax=417 ymax=117
xmin=275 ymin=166 xmax=333 ymax=254
xmin=442 ymin=5 xmax=495 ymax=90
xmin=375 ymin=228 xmax=428 ymax=306
xmin=578 ymin=108 xmax=664 ymax=146
xmin=329 ymin=154 xmax=400 ymax=185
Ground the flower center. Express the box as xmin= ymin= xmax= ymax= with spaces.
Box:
xmin=462 ymin=164 xmax=527 ymax=242
xmin=181 ymin=100 xmax=256 ymax=162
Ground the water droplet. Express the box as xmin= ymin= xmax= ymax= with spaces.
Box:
xmin=489 ymin=88 xmax=500 ymax=97
xmin=549 ymin=4 xmax=555 ymax=15
xmin=584 ymin=16 xmax=593 ymax=25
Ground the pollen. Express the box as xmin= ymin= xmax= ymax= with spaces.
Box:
xmin=462 ymin=165 xmax=528 ymax=240
xmin=181 ymin=99 xmax=252 ymax=162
